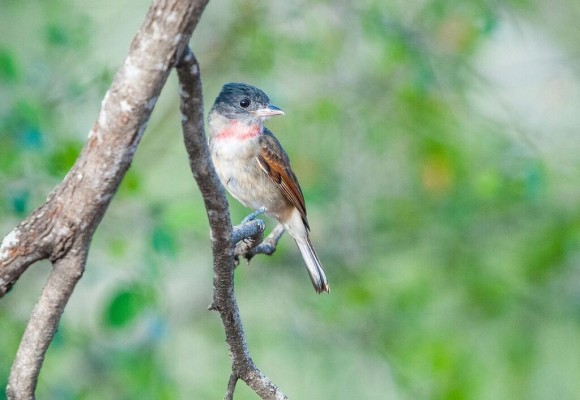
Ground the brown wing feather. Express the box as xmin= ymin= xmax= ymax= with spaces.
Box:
xmin=257 ymin=130 xmax=309 ymax=228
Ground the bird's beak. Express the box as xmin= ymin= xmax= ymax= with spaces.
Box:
xmin=253 ymin=104 xmax=285 ymax=118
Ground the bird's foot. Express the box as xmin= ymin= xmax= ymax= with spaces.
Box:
xmin=241 ymin=207 xmax=267 ymax=224
xmin=232 ymin=213 xmax=266 ymax=265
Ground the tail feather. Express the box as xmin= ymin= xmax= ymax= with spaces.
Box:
xmin=296 ymin=237 xmax=329 ymax=294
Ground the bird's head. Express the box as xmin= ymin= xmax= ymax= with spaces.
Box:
xmin=210 ymin=82 xmax=284 ymax=124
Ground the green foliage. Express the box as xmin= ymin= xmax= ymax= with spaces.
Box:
xmin=102 ymin=284 xmax=155 ymax=329
xmin=0 ymin=47 xmax=19 ymax=83
xmin=47 ymin=140 xmax=83 ymax=177
xmin=151 ymin=225 xmax=178 ymax=257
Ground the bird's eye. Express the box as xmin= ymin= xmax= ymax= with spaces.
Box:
xmin=239 ymin=98 xmax=251 ymax=108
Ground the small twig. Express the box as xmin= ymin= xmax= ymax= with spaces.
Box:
xmin=176 ymin=46 xmax=287 ymax=400
xmin=225 ymin=373 xmax=238 ymax=400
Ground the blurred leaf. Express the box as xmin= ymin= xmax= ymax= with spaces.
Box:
xmin=44 ymin=16 xmax=91 ymax=49
xmin=117 ymin=169 xmax=142 ymax=197
xmin=0 ymin=144 xmax=18 ymax=173
xmin=45 ymin=23 xmax=69 ymax=46
xmin=163 ymin=200 xmax=205 ymax=231
xmin=312 ymin=98 xmax=341 ymax=123
xmin=103 ymin=284 xmax=153 ymax=329
xmin=9 ymin=189 xmax=29 ymax=217
xmin=524 ymin=217 xmax=576 ymax=283
xmin=18 ymin=128 xmax=43 ymax=151
xmin=345 ymin=284 xmax=373 ymax=307
xmin=421 ymin=153 xmax=456 ymax=197
xmin=12 ymin=100 xmax=42 ymax=130
xmin=47 ymin=140 xmax=82 ymax=177
xmin=151 ymin=225 xmax=178 ymax=257
xmin=107 ymin=238 xmax=128 ymax=259
xmin=0 ymin=47 xmax=19 ymax=83
xmin=480 ymin=11 xmax=499 ymax=35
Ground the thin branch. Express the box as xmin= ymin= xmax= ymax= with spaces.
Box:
xmin=176 ymin=47 xmax=288 ymax=400
xmin=225 ymin=373 xmax=238 ymax=400
xmin=7 ymin=249 xmax=87 ymax=399
xmin=3 ymin=1 xmax=210 ymax=398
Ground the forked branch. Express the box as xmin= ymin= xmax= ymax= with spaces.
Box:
xmin=1 ymin=2 xmax=287 ymax=398
xmin=2 ymin=1 xmax=209 ymax=398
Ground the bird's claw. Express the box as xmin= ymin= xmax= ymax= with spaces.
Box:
xmin=241 ymin=207 xmax=267 ymax=224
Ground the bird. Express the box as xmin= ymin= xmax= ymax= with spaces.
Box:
xmin=207 ymin=82 xmax=329 ymax=294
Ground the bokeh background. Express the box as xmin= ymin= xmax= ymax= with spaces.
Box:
xmin=2 ymin=0 xmax=580 ymax=399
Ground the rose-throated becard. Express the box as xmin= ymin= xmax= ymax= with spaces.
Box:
xmin=207 ymin=83 xmax=329 ymax=294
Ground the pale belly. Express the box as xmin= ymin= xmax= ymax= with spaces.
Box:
xmin=210 ymin=138 xmax=287 ymax=218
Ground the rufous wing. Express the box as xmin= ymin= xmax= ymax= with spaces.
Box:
xmin=257 ymin=130 xmax=309 ymax=229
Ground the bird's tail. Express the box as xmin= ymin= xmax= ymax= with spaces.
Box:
xmin=296 ymin=237 xmax=330 ymax=294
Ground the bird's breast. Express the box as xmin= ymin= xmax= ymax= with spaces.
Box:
xmin=210 ymin=137 xmax=285 ymax=213
xmin=210 ymin=134 xmax=257 ymax=162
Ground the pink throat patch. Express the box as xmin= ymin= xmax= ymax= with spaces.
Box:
xmin=216 ymin=121 xmax=262 ymax=140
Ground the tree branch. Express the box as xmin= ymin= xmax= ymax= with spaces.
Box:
xmin=225 ymin=372 xmax=238 ymax=400
xmin=0 ymin=0 xmax=208 ymax=297
xmin=176 ymin=47 xmax=288 ymax=400
xmin=7 ymin=248 xmax=87 ymax=399
xmin=3 ymin=1 xmax=210 ymax=398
